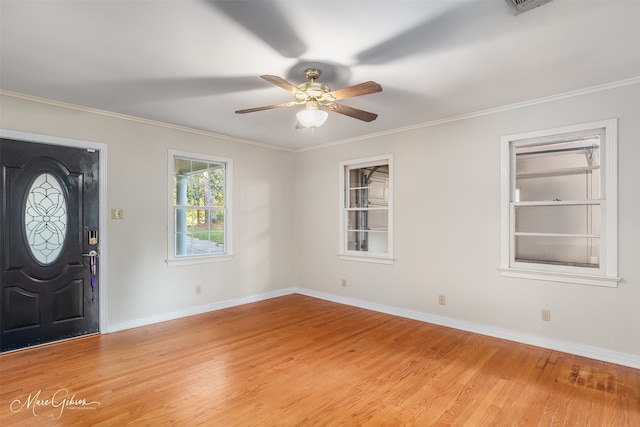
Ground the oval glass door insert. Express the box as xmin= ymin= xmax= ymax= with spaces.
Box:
xmin=25 ymin=173 xmax=68 ymax=264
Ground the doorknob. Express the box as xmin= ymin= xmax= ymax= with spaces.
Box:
xmin=82 ymin=250 xmax=98 ymax=303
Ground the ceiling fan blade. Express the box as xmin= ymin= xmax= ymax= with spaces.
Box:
xmin=235 ymin=101 xmax=299 ymax=114
xmin=261 ymin=75 xmax=305 ymax=95
xmin=324 ymin=81 xmax=382 ymax=101
xmin=56 ymin=76 xmax=272 ymax=105
xmin=208 ymin=0 xmax=306 ymax=58
xmin=325 ymin=103 xmax=378 ymax=122
xmin=355 ymin=2 xmax=499 ymax=65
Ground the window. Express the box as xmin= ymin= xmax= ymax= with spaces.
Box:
xmin=500 ymin=120 xmax=619 ymax=286
xmin=167 ymin=150 xmax=232 ymax=265
xmin=339 ymin=154 xmax=393 ymax=264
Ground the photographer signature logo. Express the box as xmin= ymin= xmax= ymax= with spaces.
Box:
xmin=10 ymin=388 xmax=101 ymax=419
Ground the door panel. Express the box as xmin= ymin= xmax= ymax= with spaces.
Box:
xmin=0 ymin=138 xmax=99 ymax=352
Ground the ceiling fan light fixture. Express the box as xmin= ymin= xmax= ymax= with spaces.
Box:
xmin=297 ymin=101 xmax=328 ymax=128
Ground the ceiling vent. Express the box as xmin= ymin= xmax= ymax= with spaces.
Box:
xmin=505 ymin=0 xmax=553 ymax=15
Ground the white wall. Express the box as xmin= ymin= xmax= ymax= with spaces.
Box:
xmin=293 ymin=83 xmax=640 ymax=361
xmin=0 ymin=94 xmax=296 ymax=329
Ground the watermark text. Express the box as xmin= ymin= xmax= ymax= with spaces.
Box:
xmin=10 ymin=388 xmax=101 ymax=419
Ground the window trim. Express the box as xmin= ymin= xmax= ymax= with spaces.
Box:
xmin=499 ymin=119 xmax=619 ymax=287
xmin=167 ymin=149 xmax=233 ymax=267
xmin=338 ymin=154 xmax=394 ymax=264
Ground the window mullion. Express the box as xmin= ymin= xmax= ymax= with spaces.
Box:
xmin=514 ymin=200 xmax=601 ymax=207
xmin=514 ymin=232 xmax=600 ymax=238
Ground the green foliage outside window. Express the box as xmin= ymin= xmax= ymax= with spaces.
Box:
xmin=174 ymin=158 xmax=226 ymax=247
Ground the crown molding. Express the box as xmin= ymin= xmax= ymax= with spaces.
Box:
xmin=295 ymin=76 xmax=640 ymax=152
xmin=3 ymin=76 xmax=638 ymax=154
xmin=0 ymin=89 xmax=295 ymax=153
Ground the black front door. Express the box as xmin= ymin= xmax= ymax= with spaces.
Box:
xmin=0 ymin=138 xmax=100 ymax=352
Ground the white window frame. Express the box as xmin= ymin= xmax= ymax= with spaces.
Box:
xmin=338 ymin=154 xmax=394 ymax=264
xmin=499 ymin=119 xmax=619 ymax=287
xmin=167 ymin=150 xmax=233 ymax=266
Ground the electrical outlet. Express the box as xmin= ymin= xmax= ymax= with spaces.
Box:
xmin=438 ymin=295 xmax=445 ymax=305
xmin=541 ymin=309 xmax=551 ymax=321
xmin=341 ymin=279 xmax=347 ymax=287
xmin=195 ymin=285 xmax=202 ymax=295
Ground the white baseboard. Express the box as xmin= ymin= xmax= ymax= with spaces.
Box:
xmin=105 ymin=286 xmax=639 ymax=369
xmin=294 ymin=287 xmax=640 ymax=370
xmin=106 ymin=287 xmax=296 ymax=333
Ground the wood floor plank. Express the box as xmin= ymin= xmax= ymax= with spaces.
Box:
xmin=1 ymin=294 xmax=639 ymax=426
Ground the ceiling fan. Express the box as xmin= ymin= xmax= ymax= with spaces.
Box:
xmin=235 ymin=68 xmax=382 ymax=128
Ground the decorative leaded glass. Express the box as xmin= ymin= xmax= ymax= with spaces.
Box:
xmin=24 ymin=173 xmax=68 ymax=264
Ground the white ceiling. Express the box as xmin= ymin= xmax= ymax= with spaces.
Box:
xmin=1 ymin=0 xmax=639 ymax=151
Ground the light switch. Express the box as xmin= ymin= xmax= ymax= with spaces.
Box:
xmin=111 ymin=208 xmax=124 ymax=220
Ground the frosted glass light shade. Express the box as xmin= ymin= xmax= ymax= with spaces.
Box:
xmin=297 ymin=107 xmax=328 ymax=128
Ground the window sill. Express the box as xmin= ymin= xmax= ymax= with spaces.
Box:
xmin=338 ymin=254 xmax=394 ymax=265
xmin=499 ymin=267 xmax=620 ymax=287
xmin=166 ymin=254 xmax=234 ymax=267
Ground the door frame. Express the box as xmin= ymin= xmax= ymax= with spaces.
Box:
xmin=0 ymin=128 xmax=108 ymax=334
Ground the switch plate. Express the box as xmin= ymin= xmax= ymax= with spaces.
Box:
xmin=438 ymin=295 xmax=445 ymax=305
xmin=111 ymin=208 xmax=124 ymax=219
xmin=541 ymin=309 xmax=551 ymax=321
xmin=341 ymin=279 xmax=347 ymax=287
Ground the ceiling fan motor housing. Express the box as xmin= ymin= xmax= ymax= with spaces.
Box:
xmin=295 ymin=81 xmax=330 ymax=102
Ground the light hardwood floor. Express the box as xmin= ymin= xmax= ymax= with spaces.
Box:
xmin=1 ymin=294 xmax=639 ymax=426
